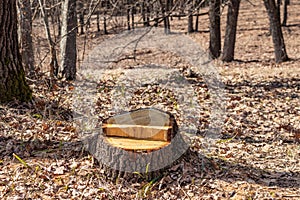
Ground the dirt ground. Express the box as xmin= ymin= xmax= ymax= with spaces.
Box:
xmin=0 ymin=0 xmax=299 ymax=199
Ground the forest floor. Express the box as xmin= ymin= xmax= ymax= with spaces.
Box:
xmin=1 ymin=0 xmax=300 ymax=199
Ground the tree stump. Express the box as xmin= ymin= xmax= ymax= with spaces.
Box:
xmin=83 ymin=108 xmax=189 ymax=181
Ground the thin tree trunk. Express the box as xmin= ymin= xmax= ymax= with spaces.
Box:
xmin=277 ymin=0 xmax=281 ymax=22
xmin=126 ymin=3 xmax=131 ymax=30
xmin=17 ymin=0 xmax=35 ymax=76
xmin=79 ymin=13 xmax=84 ymax=34
xmin=264 ymin=0 xmax=288 ymax=63
xmin=96 ymin=11 xmax=100 ymax=32
xmin=103 ymin=16 xmax=108 ymax=34
xmin=60 ymin=0 xmax=77 ymax=80
xmin=38 ymin=0 xmax=59 ymax=77
xmin=145 ymin=2 xmax=150 ymax=26
xmin=0 ymin=0 xmax=32 ymax=103
xmin=165 ymin=0 xmax=171 ymax=33
xmin=188 ymin=4 xmax=194 ymax=33
xmin=282 ymin=0 xmax=289 ymax=26
xmin=131 ymin=6 xmax=135 ymax=29
xmin=141 ymin=1 xmax=146 ymax=27
xmin=159 ymin=0 xmax=170 ymax=34
xmin=104 ymin=1 xmax=108 ymax=34
xmin=209 ymin=0 xmax=221 ymax=59
xmin=195 ymin=8 xmax=199 ymax=32
xmin=141 ymin=1 xmax=150 ymax=27
xmin=77 ymin=1 xmax=84 ymax=34
xmin=222 ymin=0 xmax=241 ymax=62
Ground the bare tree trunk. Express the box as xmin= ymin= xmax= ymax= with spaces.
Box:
xmin=195 ymin=8 xmax=200 ymax=32
xmin=264 ymin=0 xmax=288 ymax=63
xmin=79 ymin=12 xmax=85 ymax=34
xmin=159 ymin=0 xmax=170 ymax=34
xmin=131 ymin=6 xmax=135 ymax=29
xmin=38 ymin=0 xmax=59 ymax=77
xmin=104 ymin=1 xmax=108 ymax=34
xmin=0 ymin=0 xmax=32 ymax=103
xmin=188 ymin=4 xmax=194 ymax=33
xmin=50 ymin=0 xmax=62 ymax=38
xmin=282 ymin=0 xmax=289 ymax=26
xmin=103 ymin=16 xmax=108 ymax=34
xmin=96 ymin=11 xmax=101 ymax=32
xmin=222 ymin=0 xmax=241 ymax=62
xmin=277 ymin=0 xmax=281 ymax=22
xmin=141 ymin=1 xmax=148 ymax=27
xmin=126 ymin=2 xmax=131 ymax=30
xmin=145 ymin=1 xmax=150 ymax=26
xmin=17 ymin=0 xmax=35 ymax=76
xmin=209 ymin=0 xmax=221 ymax=59
xmin=60 ymin=0 xmax=77 ymax=80
xmin=165 ymin=0 xmax=171 ymax=33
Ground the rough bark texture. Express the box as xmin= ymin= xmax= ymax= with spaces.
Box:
xmin=18 ymin=0 xmax=35 ymax=76
xmin=209 ymin=0 xmax=221 ymax=59
xmin=60 ymin=0 xmax=77 ymax=80
xmin=222 ymin=0 xmax=241 ymax=62
xmin=0 ymin=0 xmax=32 ymax=103
xmin=264 ymin=0 xmax=288 ymax=63
xmin=83 ymin=108 xmax=189 ymax=181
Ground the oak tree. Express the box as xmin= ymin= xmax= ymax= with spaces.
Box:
xmin=264 ymin=0 xmax=288 ymax=63
xmin=0 ymin=0 xmax=32 ymax=103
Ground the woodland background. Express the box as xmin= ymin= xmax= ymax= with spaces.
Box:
xmin=0 ymin=0 xmax=299 ymax=199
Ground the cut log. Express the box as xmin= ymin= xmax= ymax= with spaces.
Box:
xmin=83 ymin=108 xmax=189 ymax=181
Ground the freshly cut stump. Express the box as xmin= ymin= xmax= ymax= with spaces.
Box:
xmin=83 ymin=108 xmax=189 ymax=180
xmin=102 ymin=108 xmax=176 ymax=151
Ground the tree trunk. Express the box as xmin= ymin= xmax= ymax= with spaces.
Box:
xmin=264 ymin=0 xmax=288 ymax=63
xmin=209 ymin=0 xmax=221 ymax=59
xmin=195 ymin=9 xmax=200 ymax=32
xmin=103 ymin=16 xmax=108 ymax=34
xmin=83 ymin=108 xmax=189 ymax=180
xmin=79 ymin=13 xmax=84 ymax=34
xmin=60 ymin=0 xmax=77 ymax=80
xmin=17 ymin=0 xmax=35 ymax=76
xmin=77 ymin=1 xmax=84 ymax=34
xmin=126 ymin=3 xmax=131 ymax=30
xmin=282 ymin=0 xmax=289 ymax=26
xmin=165 ymin=0 xmax=171 ymax=33
xmin=145 ymin=2 xmax=150 ymax=26
xmin=103 ymin=1 xmax=108 ymax=34
xmin=141 ymin=1 xmax=147 ymax=27
xmin=277 ymin=0 xmax=281 ymax=22
xmin=0 ymin=0 xmax=32 ymax=103
xmin=38 ymin=0 xmax=59 ymax=77
xmin=131 ymin=6 xmax=135 ymax=29
xmin=159 ymin=0 xmax=170 ymax=34
xmin=188 ymin=4 xmax=194 ymax=33
xmin=222 ymin=0 xmax=241 ymax=62
xmin=96 ymin=11 xmax=101 ymax=32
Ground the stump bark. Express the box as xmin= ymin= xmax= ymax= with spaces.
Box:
xmin=83 ymin=108 xmax=189 ymax=181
